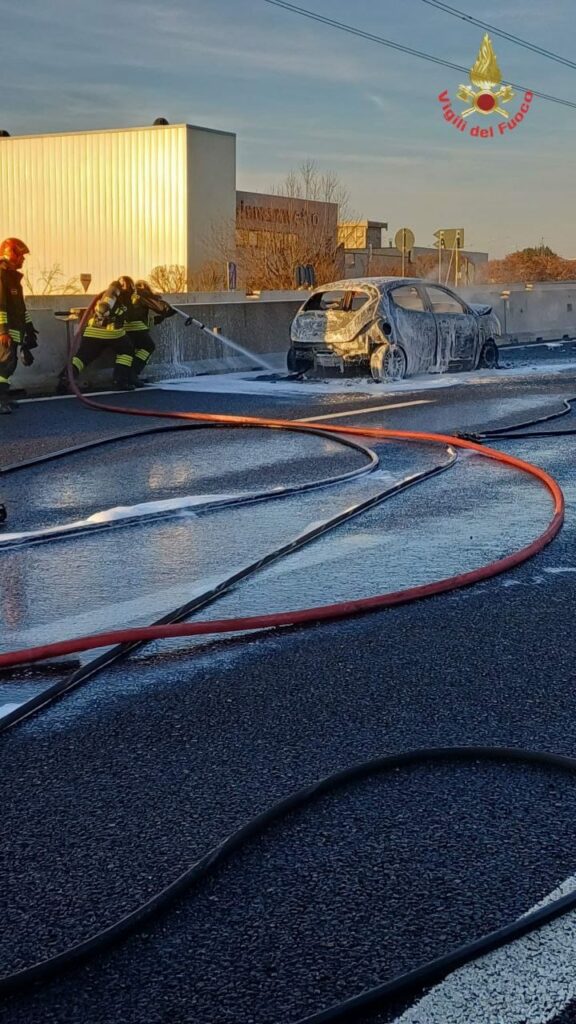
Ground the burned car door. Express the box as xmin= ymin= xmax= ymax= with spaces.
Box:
xmin=386 ymin=285 xmax=437 ymax=374
xmin=424 ymin=286 xmax=478 ymax=369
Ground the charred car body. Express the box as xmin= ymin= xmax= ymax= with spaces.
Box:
xmin=288 ymin=277 xmax=501 ymax=381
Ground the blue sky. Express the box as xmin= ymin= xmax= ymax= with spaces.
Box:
xmin=2 ymin=0 xmax=575 ymax=257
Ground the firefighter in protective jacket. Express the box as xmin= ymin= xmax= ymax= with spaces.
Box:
xmin=119 ymin=276 xmax=176 ymax=383
xmin=56 ymin=280 xmax=135 ymax=392
xmin=0 ymin=238 xmax=39 ymax=414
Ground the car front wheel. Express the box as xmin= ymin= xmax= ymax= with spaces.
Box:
xmin=370 ymin=343 xmax=407 ymax=382
xmin=287 ymin=346 xmax=313 ymax=374
xmin=478 ymin=339 xmax=499 ymax=369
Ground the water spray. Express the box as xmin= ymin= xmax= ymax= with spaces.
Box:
xmin=167 ymin=304 xmax=276 ymax=372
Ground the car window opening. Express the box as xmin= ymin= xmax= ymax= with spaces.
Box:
xmin=390 ymin=286 xmax=426 ymax=312
xmin=304 ymin=290 xmax=347 ymax=312
xmin=426 ymin=287 xmax=467 ymax=315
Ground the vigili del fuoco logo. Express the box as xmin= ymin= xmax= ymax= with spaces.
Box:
xmin=438 ymin=34 xmax=533 ymax=138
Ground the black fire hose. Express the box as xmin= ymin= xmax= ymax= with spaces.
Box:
xmin=458 ymin=396 xmax=576 ymax=442
xmin=3 ymin=745 xmax=576 ymax=1024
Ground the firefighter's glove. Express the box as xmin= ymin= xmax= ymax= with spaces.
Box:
xmin=19 ymin=344 xmax=34 ymax=366
xmin=154 ymin=308 xmax=176 ymax=324
xmin=24 ymin=322 xmax=39 ymax=349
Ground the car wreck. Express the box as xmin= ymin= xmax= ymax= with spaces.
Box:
xmin=288 ymin=277 xmax=501 ymax=381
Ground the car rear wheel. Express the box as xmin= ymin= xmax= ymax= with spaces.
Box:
xmin=370 ymin=343 xmax=407 ymax=382
xmin=478 ymin=339 xmax=499 ymax=369
xmin=287 ymin=346 xmax=313 ymax=374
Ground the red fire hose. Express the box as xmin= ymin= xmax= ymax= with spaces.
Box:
xmin=0 ymin=375 xmax=564 ymax=668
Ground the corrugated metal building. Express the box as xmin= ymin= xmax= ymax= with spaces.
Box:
xmin=0 ymin=123 xmax=236 ymax=293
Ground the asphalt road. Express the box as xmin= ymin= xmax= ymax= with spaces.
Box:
xmin=2 ymin=364 xmax=576 ymax=1024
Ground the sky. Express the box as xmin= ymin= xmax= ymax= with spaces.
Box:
xmin=1 ymin=0 xmax=575 ymax=258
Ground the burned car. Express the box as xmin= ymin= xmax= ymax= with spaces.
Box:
xmin=288 ymin=277 xmax=501 ymax=381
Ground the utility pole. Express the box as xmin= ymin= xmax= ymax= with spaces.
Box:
xmin=500 ymin=289 xmax=510 ymax=336
xmin=455 ymin=230 xmax=462 ymax=288
xmin=438 ymin=232 xmax=445 ymax=282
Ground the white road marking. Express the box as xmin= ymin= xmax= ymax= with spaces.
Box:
xmin=392 ymin=874 xmax=576 ymax=1024
xmin=17 ymin=388 xmax=137 ymax=404
xmin=295 ymin=400 xmax=432 ymax=422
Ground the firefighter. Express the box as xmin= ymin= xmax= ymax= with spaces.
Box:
xmin=0 ymin=238 xmax=39 ymax=414
xmin=56 ymin=280 xmax=135 ymax=393
xmin=120 ymin=277 xmax=176 ymax=384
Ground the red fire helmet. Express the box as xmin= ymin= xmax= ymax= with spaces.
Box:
xmin=0 ymin=237 xmax=30 ymax=269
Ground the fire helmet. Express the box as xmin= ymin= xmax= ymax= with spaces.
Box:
xmin=0 ymin=238 xmax=30 ymax=270
xmin=118 ymin=275 xmax=135 ymax=296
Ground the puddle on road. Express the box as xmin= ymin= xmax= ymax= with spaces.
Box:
xmin=2 ymin=428 xmax=370 ymax=534
xmin=137 ymin=455 xmax=551 ymax=658
xmin=0 ymin=443 xmax=443 ymax=652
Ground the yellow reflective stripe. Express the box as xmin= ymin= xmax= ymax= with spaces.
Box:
xmin=0 ymin=375 xmax=10 ymax=385
xmin=124 ymin=321 xmax=149 ymax=332
xmin=72 ymin=356 xmax=85 ymax=371
xmin=9 ymin=330 xmax=21 ymax=342
xmin=84 ymin=327 xmax=126 ymax=339
xmin=134 ymin=348 xmax=152 ymax=362
xmin=0 ymin=312 xmax=8 ymax=324
xmin=25 ymin=311 xmax=32 ymax=322
xmin=115 ymin=354 xmax=133 ymax=367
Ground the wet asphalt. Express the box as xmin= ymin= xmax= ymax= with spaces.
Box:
xmin=2 ymin=365 xmax=576 ymax=1024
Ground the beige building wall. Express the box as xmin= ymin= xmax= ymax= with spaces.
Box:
xmin=187 ymin=128 xmax=236 ymax=269
xmin=0 ymin=123 xmax=236 ymax=293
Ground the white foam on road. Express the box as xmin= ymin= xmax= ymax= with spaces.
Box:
xmin=151 ymin=362 xmax=576 ymax=400
xmin=0 ymin=492 xmax=253 ymax=546
xmin=152 ymin=372 xmax=458 ymax=398
xmin=392 ymin=874 xmax=576 ymax=1024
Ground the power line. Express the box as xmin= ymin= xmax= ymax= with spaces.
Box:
xmin=419 ymin=0 xmax=576 ymax=72
xmin=262 ymin=0 xmax=576 ymax=111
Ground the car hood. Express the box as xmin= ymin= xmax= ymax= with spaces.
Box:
xmin=469 ymin=302 xmax=493 ymax=316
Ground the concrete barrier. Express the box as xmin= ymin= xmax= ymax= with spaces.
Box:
xmin=10 ymin=282 xmax=576 ymax=394
xmin=11 ymin=295 xmax=304 ymax=394
xmin=460 ymin=281 xmax=576 ymax=343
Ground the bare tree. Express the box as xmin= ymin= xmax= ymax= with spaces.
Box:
xmin=218 ymin=160 xmax=359 ymax=291
xmin=150 ymin=261 xmax=228 ymax=294
xmin=149 ymin=265 xmax=189 ymax=292
xmin=24 ymin=263 xmax=81 ymax=295
xmin=270 ymin=159 xmax=354 ymax=220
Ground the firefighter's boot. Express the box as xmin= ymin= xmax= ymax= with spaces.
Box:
xmin=56 ymin=365 xmax=79 ymax=395
xmin=0 ymin=393 xmax=13 ymax=414
xmin=130 ymin=354 xmax=152 ymax=386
